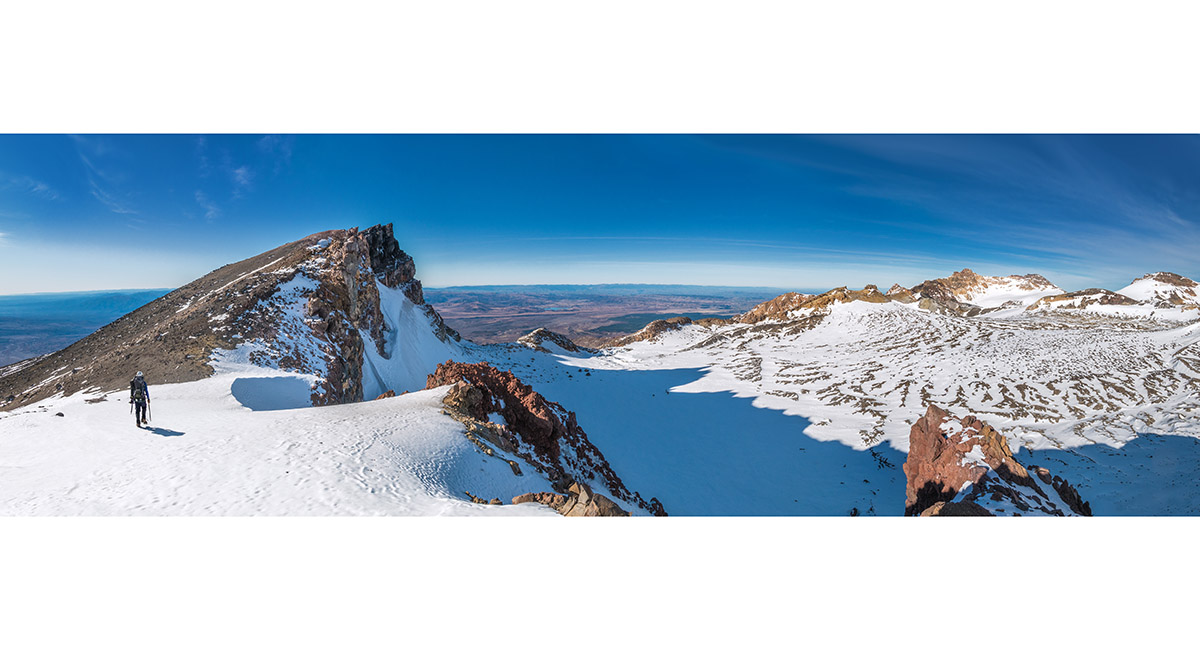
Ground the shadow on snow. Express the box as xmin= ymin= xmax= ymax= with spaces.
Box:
xmin=536 ymin=365 xmax=908 ymax=516
xmin=1017 ymin=433 xmax=1200 ymax=516
xmin=230 ymin=376 xmax=314 ymax=412
xmin=145 ymin=426 xmax=186 ymax=437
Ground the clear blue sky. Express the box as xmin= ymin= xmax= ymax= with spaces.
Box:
xmin=1 ymin=134 xmax=1198 ymax=294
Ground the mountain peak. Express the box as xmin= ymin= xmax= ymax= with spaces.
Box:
xmin=0 ymin=224 xmax=460 ymax=411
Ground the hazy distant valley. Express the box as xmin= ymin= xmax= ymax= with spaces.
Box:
xmin=424 ymin=284 xmax=788 ymax=346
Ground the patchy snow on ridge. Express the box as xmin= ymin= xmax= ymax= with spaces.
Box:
xmin=474 ymin=298 xmax=1200 ymax=515
xmin=960 ymin=276 xmax=1063 ymax=309
xmin=1117 ymin=273 xmax=1200 ymax=306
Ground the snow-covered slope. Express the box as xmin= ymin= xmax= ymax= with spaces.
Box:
xmin=537 ymin=299 xmax=1200 ymax=515
xmin=1117 ymin=272 xmax=1200 ymax=306
xmin=0 ymin=373 xmax=559 ymax=515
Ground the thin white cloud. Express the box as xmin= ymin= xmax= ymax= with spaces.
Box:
xmin=0 ymin=171 xmax=59 ymax=200
xmin=76 ymin=149 xmax=137 ymax=215
xmin=195 ymin=190 xmax=220 ymax=221
xmin=231 ymin=165 xmax=253 ymax=192
xmin=88 ymin=178 xmax=137 ymax=214
xmin=257 ymin=135 xmax=294 ymax=176
xmin=196 ymin=136 xmax=211 ymax=177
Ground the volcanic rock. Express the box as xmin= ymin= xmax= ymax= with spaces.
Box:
xmin=904 ymin=404 xmax=1091 ymax=516
xmin=428 ymin=360 xmax=667 ymax=516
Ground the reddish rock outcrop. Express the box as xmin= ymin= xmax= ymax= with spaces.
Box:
xmin=904 ymin=405 xmax=1091 ymax=516
xmin=374 ymin=390 xmax=396 ymax=400
xmin=428 ymin=360 xmax=667 ymax=516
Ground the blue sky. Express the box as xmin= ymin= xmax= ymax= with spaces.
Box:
xmin=1 ymin=134 xmax=1198 ymax=294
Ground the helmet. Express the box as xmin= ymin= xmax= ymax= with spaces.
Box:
xmin=135 ymin=371 xmax=144 ymax=377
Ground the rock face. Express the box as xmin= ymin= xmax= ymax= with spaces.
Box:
xmin=904 ymin=404 xmax=1092 ymax=516
xmin=886 ymin=284 xmax=917 ymax=303
xmin=363 ymin=223 xmax=417 ymax=291
xmin=428 ymin=360 xmax=667 ymax=516
xmin=512 ymin=482 xmax=630 ymax=516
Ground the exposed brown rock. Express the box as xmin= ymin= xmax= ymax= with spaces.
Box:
xmin=429 ymin=360 xmax=666 ymax=516
xmin=1027 ymin=288 xmax=1140 ymax=311
xmin=733 ymin=292 xmax=815 ymax=324
xmin=512 ymin=482 xmax=630 ymax=516
xmin=734 ymin=286 xmax=890 ymax=324
xmin=1134 ymin=271 xmax=1198 ymax=289
xmin=904 ymin=404 xmax=1091 ymax=516
xmin=605 ymin=317 xmax=695 ymax=346
xmin=919 ymin=501 xmax=994 ymax=517
xmin=374 ymin=390 xmax=396 ymax=400
xmin=886 ymin=284 xmax=917 ymax=303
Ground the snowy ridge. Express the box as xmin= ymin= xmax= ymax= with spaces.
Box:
xmin=1117 ymin=272 xmax=1200 ymax=306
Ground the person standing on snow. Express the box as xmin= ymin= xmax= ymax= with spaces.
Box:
xmin=130 ymin=371 xmax=150 ymax=427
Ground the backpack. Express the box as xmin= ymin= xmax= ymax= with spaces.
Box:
xmin=131 ymin=379 xmax=146 ymax=402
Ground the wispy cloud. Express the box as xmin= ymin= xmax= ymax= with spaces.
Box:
xmin=0 ymin=171 xmax=59 ymax=200
xmin=86 ymin=175 xmax=137 ymax=214
xmin=718 ymin=135 xmax=1200 ymax=288
xmin=75 ymin=140 xmax=138 ymax=215
xmin=230 ymin=166 xmax=253 ymax=194
xmin=194 ymin=190 xmax=220 ymax=221
xmin=257 ymin=135 xmax=294 ymax=176
xmin=196 ymin=136 xmax=211 ymax=177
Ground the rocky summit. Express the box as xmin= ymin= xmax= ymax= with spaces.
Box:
xmin=0 ymin=224 xmax=458 ymax=411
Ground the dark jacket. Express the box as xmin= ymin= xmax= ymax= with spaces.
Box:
xmin=130 ymin=376 xmax=150 ymax=402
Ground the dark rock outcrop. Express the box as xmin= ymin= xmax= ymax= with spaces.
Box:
xmin=428 ymin=360 xmax=666 ymax=516
xmin=904 ymin=404 xmax=1091 ymax=516
xmin=363 ymin=223 xmax=417 ymax=291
